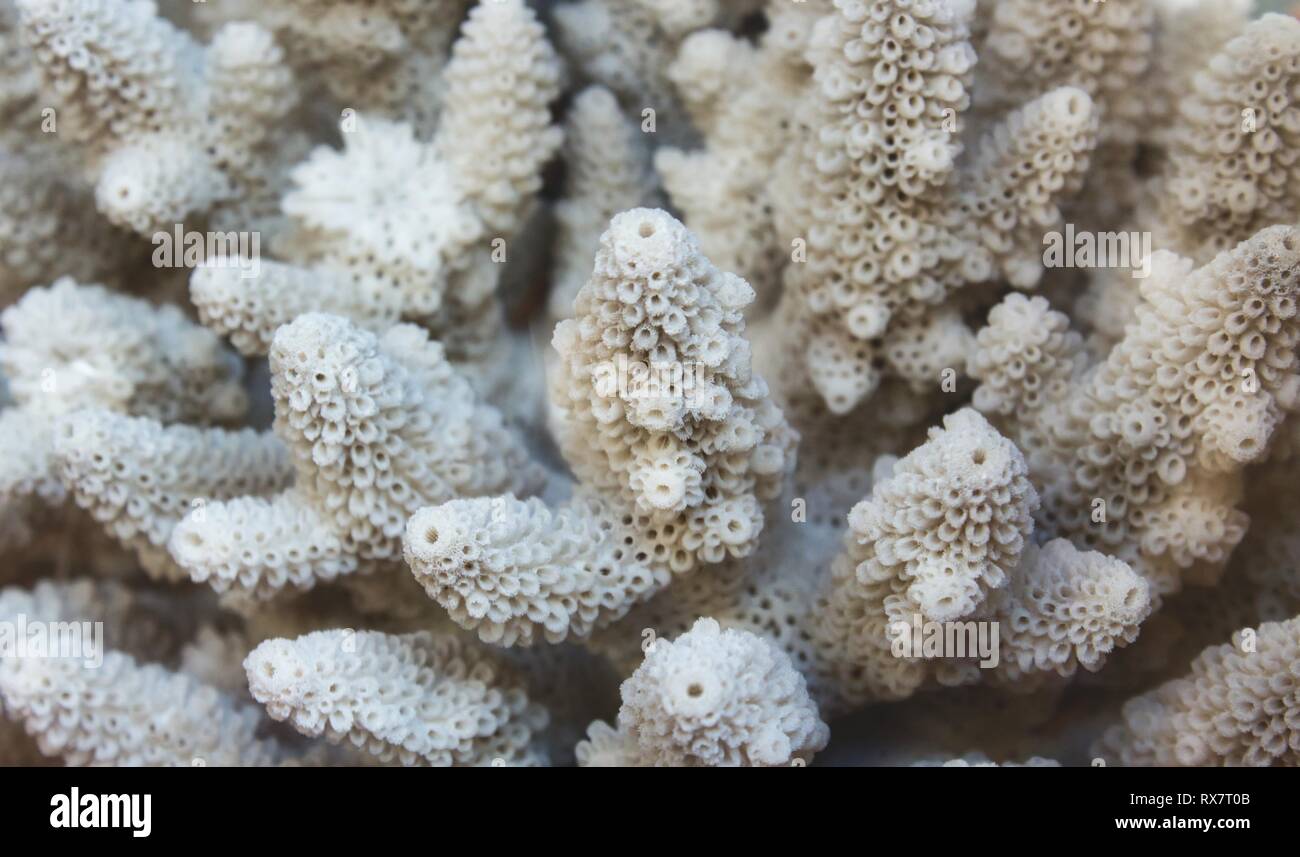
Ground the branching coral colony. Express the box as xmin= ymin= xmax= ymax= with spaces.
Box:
xmin=1 ymin=0 xmax=1299 ymax=769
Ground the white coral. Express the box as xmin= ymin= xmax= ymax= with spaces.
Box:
xmin=773 ymin=0 xmax=1100 ymax=414
xmin=550 ymin=209 xmax=796 ymax=568
xmin=581 ymin=618 xmax=828 ymax=767
xmin=2 ymin=0 xmax=1299 ymax=771
xmin=15 ymin=0 xmax=298 ymax=234
xmin=169 ymin=312 xmax=544 ymax=599
xmin=53 ymin=409 xmax=293 ymax=579
xmin=405 ymin=493 xmax=664 ymax=646
xmin=1096 ymin=615 xmax=1300 ymax=766
xmin=550 ymin=85 xmax=659 ymax=321
xmin=188 ymin=0 xmax=562 ymax=362
xmin=973 ymin=226 xmax=1300 ymax=597
xmin=245 ymin=629 xmax=550 ymax=766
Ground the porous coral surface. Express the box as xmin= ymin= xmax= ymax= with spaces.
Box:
xmin=2 ymin=0 xmax=1300 ymax=769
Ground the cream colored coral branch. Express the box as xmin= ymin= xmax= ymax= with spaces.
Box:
xmin=774 ymin=0 xmax=1100 ymax=414
xmin=53 ymin=409 xmax=293 ymax=580
xmin=404 ymin=208 xmax=796 ymax=644
xmin=1 ymin=278 xmax=247 ymax=422
xmin=550 ymin=208 xmax=796 ymax=569
xmin=1095 ymin=614 xmax=1300 ymax=766
xmin=0 ymin=580 xmax=283 ymax=766
xmin=550 ymin=85 xmax=659 ymax=322
xmin=0 ymin=279 xmax=249 ymax=549
xmin=405 ymin=493 xmax=665 ymax=646
xmin=189 ymin=0 xmax=562 ymax=360
xmin=577 ymin=618 xmax=828 ymax=767
xmin=972 ymin=226 xmax=1300 ymax=597
xmin=1 ymin=651 xmax=287 ymax=766
xmin=16 ymin=0 xmax=298 ymax=234
xmin=245 ymin=629 xmax=550 ymax=766
xmin=169 ymin=312 xmax=544 ymax=600
xmin=1155 ymin=14 xmax=1300 ymax=261
xmin=193 ymin=0 xmax=470 ymax=135
xmin=592 ymin=408 xmax=1150 ymax=714
xmin=655 ymin=25 xmax=809 ymax=306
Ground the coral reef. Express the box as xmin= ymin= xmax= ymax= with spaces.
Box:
xmin=2 ymin=0 xmax=1300 ymax=769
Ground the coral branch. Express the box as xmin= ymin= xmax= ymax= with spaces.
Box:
xmin=53 ymin=410 xmax=293 ymax=579
xmin=245 ymin=629 xmax=550 ymax=766
xmin=170 ymin=312 xmax=544 ymax=599
xmin=1096 ymin=615 xmax=1300 ymax=766
xmin=972 ymin=226 xmax=1300 ymax=596
xmin=578 ymin=618 xmax=828 ymax=767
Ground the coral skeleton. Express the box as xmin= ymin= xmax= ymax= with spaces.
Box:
xmin=404 ymin=208 xmax=796 ymax=645
xmin=187 ymin=0 xmax=563 ymax=368
xmin=972 ymin=227 xmax=1300 ymax=598
xmin=167 ymin=312 xmax=545 ymax=600
xmin=3 ymin=0 xmax=1300 ymax=770
xmin=577 ymin=617 xmax=829 ymax=766
xmin=14 ymin=0 xmax=301 ymax=236
xmin=1095 ymin=615 xmax=1300 ymax=766
xmin=244 ymin=629 xmax=550 ymax=766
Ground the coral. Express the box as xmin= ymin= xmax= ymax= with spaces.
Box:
xmin=1144 ymin=0 xmax=1257 ymax=152
xmin=0 ymin=579 xmax=284 ymax=766
xmin=550 ymin=209 xmax=796 ymax=564
xmin=1153 ymin=14 xmax=1300 ymax=261
xmin=578 ymin=618 xmax=828 ymax=766
xmin=978 ymin=0 xmax=1152 ymax=148
xmin=0 ymin=146 xmax=138 ymax=300
xmin=1 ymin=651 xmax=286 ymax=765
xmin=193 ymin=0 xmax=470 ymax=136
xmin=4 ymin=0 xmax=1300 ymax=771
xmin=549 ymin=85 xmax=660 ymax=322
xmin=168 ymin=312 xmax=544 ymax=600
xmin=593 ymin=408 xmax=1150 ymax=717
xmin=1 ymin=278 xmax=246 ymax=421
xmin=0 ymin=278 xmax=249 ymax=556
xmin=405 ymin=493 xmax=664 ymax=646
xmin=654 ymin=23 xmax=809 ymax=305
xmin=550 ymin=0 xmax=705 ymax=141
xmin=188 ymin=0 xmax=562 ymax=364
xmin=405 ymin=208 xmax=796 ymax=645
xmin=972 ymin=227 xmax=1300 ymax=597
xmin=811 ymin=409 xmax=1150 ymax=708
xmin=973 ymin=0 xmax=1154 ymax=229
xmin=245 ymin=629 xmax=550 ymax=766
xmin=985 ymin=540 xmax=1151 ymax=683
xmin=1076 ymin=11 xmax=1300 ymax=350
xmin=52 ymin=410 xmax=293 ymax=579
xmin=0 ymin=578 xmax=188 ymax=660
xmin=15 ymin=0 xmax=300 ymax=235
xmin=1096 ymin=615 xmax=1300 ymax=766
xmin=772 ymin=0 xmax=1100 ymax=414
